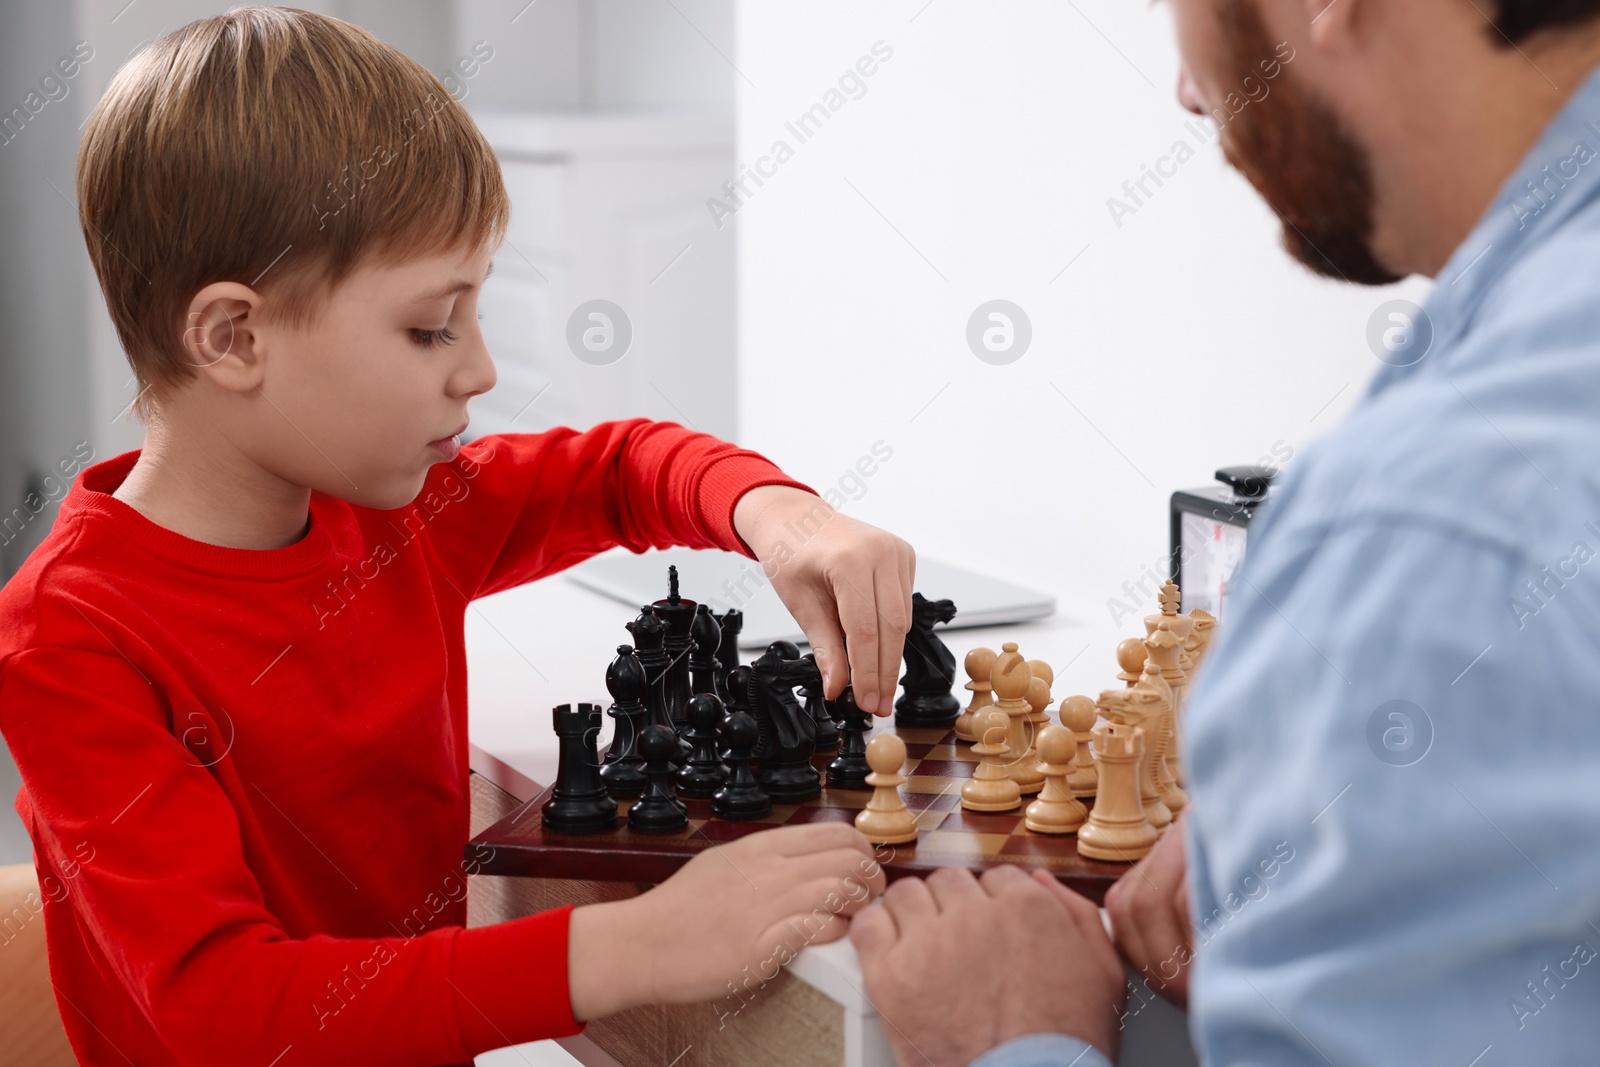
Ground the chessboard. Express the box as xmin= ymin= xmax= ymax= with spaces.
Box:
xmin=470 ymin=720 xmax=1132 ymax=905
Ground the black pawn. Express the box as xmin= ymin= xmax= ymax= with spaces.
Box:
xmin=629 ymin=724 xmax=689 ymax=833
xmin=675 ymin=693 xmax=726 ymax=798
xmin=720 ymin=664 xmax=753 ymax=760
xmin=600 ymin=645 xmax=648 ymax=800
xmin=713 ymin=710 xmax=772 ymax=821
xmin=724 ymin=664 xmax=753 ymax=715
xmin=826 ymin=686 xmax=874 ymax=790
xmin=690 ymin=604 xmax=722 ymax=697
xmin=799 ymin=653 xmax=840 ymax=751
xmin=541 ymin=703 xmax=619 ymax=833
xmin=766 ymin=639 xmax=802 ymax=660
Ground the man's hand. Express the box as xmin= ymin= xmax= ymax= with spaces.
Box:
xmin=733 ymin=485 xmax=916 ymax=717
xmin=850 ymin=867 xmax=1126 ymax=1067
xmin=567 ymin=823 xmax=885 ymax=1020
xmin=1105 ymin=813 xmax=1192 ymax=1008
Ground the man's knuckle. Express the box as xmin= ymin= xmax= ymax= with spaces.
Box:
xmin=882 ymin=878 xmax=917 ymax=903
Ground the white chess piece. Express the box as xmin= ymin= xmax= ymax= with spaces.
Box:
xmin=855 ymin=734 xmax=918 ymax=845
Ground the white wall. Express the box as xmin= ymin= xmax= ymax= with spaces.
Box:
xmin=733 ymin=0 xmax=1431 ymax=628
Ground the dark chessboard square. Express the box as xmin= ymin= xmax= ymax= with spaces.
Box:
xmin=911 ymin=759 xmax=977 ymax=779
xmin=692 ymin=819 xmax=777 ymax=843
xmin=901 ymin=743 xmax=937 ymax=759
xmin=1001 ymin=835 xmax=1091 ymax=862
xmin=785 ymin=806 xmax=856 ymax=826
xmin=924 ymin=744 xmax=980 ymax=763
xmin=938 ymin=810 xmax=1025 ymax=835
xmin=891 ymin=726 xmax=952 ymax=746
xmin=617 ymin=824 xmax=697 ymax=842
xmin=903 ymin=790 xmax=962 ymax=812
xmin=813 ymin=790 xmax=870 ymax=810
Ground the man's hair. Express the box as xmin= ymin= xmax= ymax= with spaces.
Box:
xmin=75 ymin=6 xmax=508 ymax=415
xmin=1494 ymin=0 xmax=1600 ymax=42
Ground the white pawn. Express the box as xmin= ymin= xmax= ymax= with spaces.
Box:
xmin=855 ymin=734 xmax=918 ymax=845
xmin=1025 ymin=725 xmax=1088 ymax=834
xmin=954 ymin=647 xmax=997 ymax=743
xmin=1059 ymin=695 xmax=1099 ymax=799
xmin=962 ymin=708 xmax=1023 ymax=812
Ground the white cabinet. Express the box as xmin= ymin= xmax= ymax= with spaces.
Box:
xmin=469 ymin=112 xmax=736 ymax=440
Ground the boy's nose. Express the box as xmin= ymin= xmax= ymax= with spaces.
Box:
xmin=454 ymin=337 xmax=497 ymax=400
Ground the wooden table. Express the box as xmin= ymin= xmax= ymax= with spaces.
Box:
xmin=467 ymin=769 xmax=883 ymax=1067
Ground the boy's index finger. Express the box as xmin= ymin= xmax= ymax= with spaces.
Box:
xmin=836 ymin=574 xmax=896 ymax=717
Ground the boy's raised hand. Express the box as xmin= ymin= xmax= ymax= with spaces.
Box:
xmin=566 ymin=823 xmax=886 ymax=1020
xmin=733 ymin=485 xmax=916 ymax=717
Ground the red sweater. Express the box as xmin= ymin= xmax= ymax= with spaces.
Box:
xmin=0 ymin=422 xmax=807 ymax=1067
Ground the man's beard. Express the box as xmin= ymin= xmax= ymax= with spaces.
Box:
xmin=1216 ymin=0 xmax=1402 ymax=285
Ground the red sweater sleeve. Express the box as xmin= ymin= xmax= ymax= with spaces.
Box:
xmin=0 ymin=645 xmax=577 ymax=1066
xmin=409 ymin=420 xmax=812 ymax=599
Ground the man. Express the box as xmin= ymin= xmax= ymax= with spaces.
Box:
xmin=851 ymin=1 xmax=1600 ymax=1064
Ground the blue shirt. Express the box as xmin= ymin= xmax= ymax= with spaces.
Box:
xmin=974 ymin=64 xmax=1600 ymax=1067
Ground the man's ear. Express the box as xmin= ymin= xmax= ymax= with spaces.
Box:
xmin=181 ymin=283 xmax=264 ymax=395
xmin=1301 ymin=0 xmax=1363 ymax=51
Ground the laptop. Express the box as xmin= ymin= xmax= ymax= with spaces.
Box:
xmin=567 ymin=547 xmax=1056 ymax=649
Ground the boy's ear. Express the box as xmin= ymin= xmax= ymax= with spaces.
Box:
xmin=181 ymin=283 xmax=264 ymax=395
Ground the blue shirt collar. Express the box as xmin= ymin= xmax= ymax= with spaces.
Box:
xmin=1366 ymin=62 xmax=1600 ymax=398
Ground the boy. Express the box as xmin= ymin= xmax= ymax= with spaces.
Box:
xmin=0 ymin=7 xmax=912 ymax=1065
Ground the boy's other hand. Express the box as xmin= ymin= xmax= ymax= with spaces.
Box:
xmin=851 ymin=867 xmax=1127 ymax=1067
xmin=567 ymin=822 xmax=886 ymax=1020
xmin=1105 ymin=811 xmax=1193 ymax=1008
xmin=733 ymin=485 xmax=916 ymax=717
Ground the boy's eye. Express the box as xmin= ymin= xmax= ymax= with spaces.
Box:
xmin=410 ymin=326 xmax=459 ymax=349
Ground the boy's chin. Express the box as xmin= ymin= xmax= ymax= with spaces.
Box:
xmin=337 ymin=472 xmax=433 ymax=512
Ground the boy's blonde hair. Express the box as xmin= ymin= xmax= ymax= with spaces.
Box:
xmin=75 ymin=6 xmax=509 ymax=416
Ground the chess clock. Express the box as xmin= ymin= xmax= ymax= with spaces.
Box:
xmin=1169 ymin=464 xmax=1277 ymax=621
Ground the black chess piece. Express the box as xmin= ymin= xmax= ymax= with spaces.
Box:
xmin=724 ymin=664 xmax=753 ymax=715
xmin=675 ymin=693 xmax=726 ymax=798
xmin=894 ymin=593 xmax=961 ymax=727
xmin=712 ymin=710 xmax=772 ymax=820
xmin=689 ymin=604 xmax=722 ymax=697
xmin=540 ymin=703 xmax=619 ymax=834
xmin=766 ymin=639 xmax=802 ymax=660
xmin=797 ymin=653 xmax=841 ymax=751
xmin=600 ymin=645 xmax=648 ymax=800
xmin=626 ymin=609 xmax=686 ymax=766
xmin=748 ymin=649 xmax=821 ymax=802
xmin=715 ymin=609 xmax=744 ymax=699
xmin=629 ymin=724 xmax=689 ymax=833
xmin=652 ymin=566 xmax=697 ymax=735
xmin=720 ymin=664 xmax=752 ymax=760
xmin=826 ymin=686 xmax=874 ymax=790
